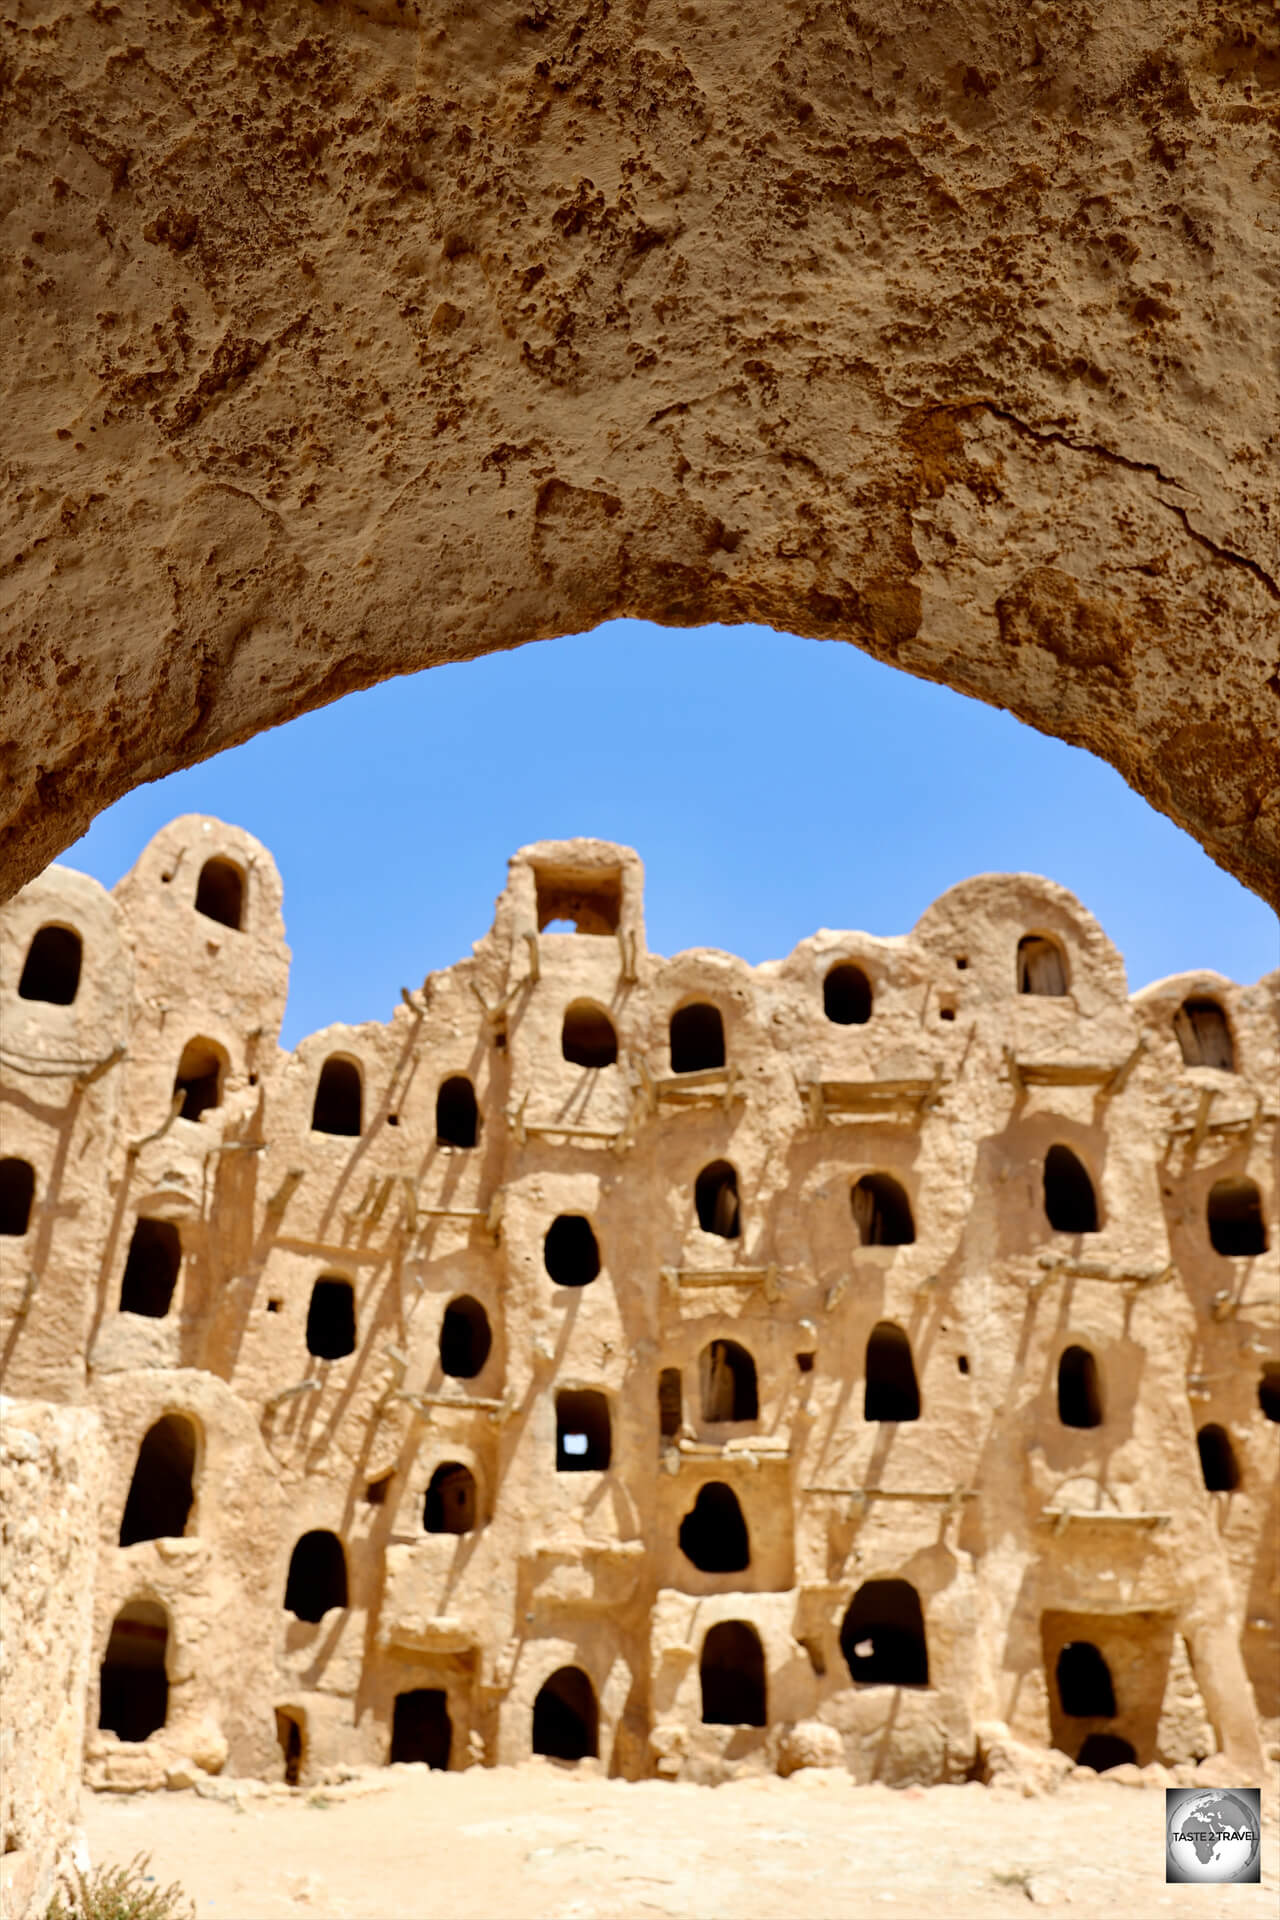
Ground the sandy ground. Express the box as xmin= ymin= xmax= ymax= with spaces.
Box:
xmin=81 ymin=1766 xmax=1280 ymax=1920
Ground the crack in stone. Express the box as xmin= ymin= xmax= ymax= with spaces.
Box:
xmin=964 ymin=402 xmax=1280 ymax=603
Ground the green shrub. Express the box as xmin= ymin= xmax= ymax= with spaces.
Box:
xmin=45 ymin=1853 xmax=194 ymax=1920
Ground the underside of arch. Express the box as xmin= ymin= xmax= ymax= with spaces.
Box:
xmin=1 ymin=1 xmax=1276 ymax=904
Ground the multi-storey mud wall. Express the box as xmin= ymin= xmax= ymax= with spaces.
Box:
xmin=0 ymin=820 xmax=1276 ymax=1804
xmin=2 ymin=3 xmax=1279 ymax=903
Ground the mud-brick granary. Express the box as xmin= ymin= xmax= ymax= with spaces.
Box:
xmin=1 ymin=818 xmax=1276 ymax=1795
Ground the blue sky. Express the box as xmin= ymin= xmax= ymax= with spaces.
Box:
xmin=65 ymin=621 xmax=1276 ymax=1049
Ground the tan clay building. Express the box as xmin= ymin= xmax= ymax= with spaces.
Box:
xmin=1 ymin=817 xmax=1276 ymax=1813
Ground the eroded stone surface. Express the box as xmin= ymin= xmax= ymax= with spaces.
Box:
xmin=1 ymin=819 xmax=1276 ymax=1826
xmin=1 ymin=2 xmax=1278 ymax=901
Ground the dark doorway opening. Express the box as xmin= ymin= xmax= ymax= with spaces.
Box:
xmin=0 ymin=1158 xmax=36 ymax=1237
xmin=1197 ymin=1423 xmax=1241 ymax=1492
xmin=556 ymin=1390 xmax=611 ymax=1471
xmin=1173 ymin=998 xmax=1235 ymax=1072
xmin=440 ymin=1295 xmax=492 ymax=1378
xmin=284 ymin=1530 xmax=348 ymax=1621
xmin=1057 ymin=1345 xmax=1103 ymax=1429
xmin=851 ymin=1173 xmax=915 ymax=1246
xmin=532 ymin=1667 xmax=598 ymax=1762
xmin=1017 ymin=934 xmax=1067 ymax=996
xmin=18 ymin=924 xmax=82 ymax=1004
xmin=306 ymin=1276 xmax=356 ymax=1360
xmin=679 ymin=1481 xmax=750 ymax=1574
xmin=436 ymin=1075 xmax=479 ymax=1148
xmin=659 ymin=1367 xmax=683 ymax=1439
xmin=562 ymin=1001 xmax=618 ymax=1069
xmin=424 ymin=1462 xmax=478 ymax=1534
xmin=544 ymin=1214 xmax=600 ymax=1287
xmin=841 ymin=1580 xmax=929 ymax=1687
xmin=119 ymin=1415 xmax=197 ymax=1546
xmin=98 ymin=1600 xmax=169 ymax=1743
xmin=700 ymin=1621 xmax=767 ymax=1726
xmin=534 ymin=865 xmax=622 ymax=934
xmin=1076 ymin=1732 xmax=1136 ymax=1772
xmin=670 ymin=1002 xmax=725 ymax=1073
xmin=1043 ymin=1145 xmax=1099 ymax=1233
xmin=695 ymin=1161 xmax=741 ymax=1238
xmin=173 ymin=1038 xmax=225 ymax=1122
xmin=864 ymin=1322 xmax=921 ymax=1423
xmin=194 ymin=857 xmax=244 ymax=931
xmin=1055 ymin=1641 xmax=1116 ymax=1718
xmin=1260 ymin=1366 xmax=1280 ymax=1423
xmin=311 ymin=1056 xmax=362 ymax=1136
xmin=699 ymin=1340 xmax=758 ymax=1422
xmin=119 ymin=1217 xmax=182 ymax=1318
xmin=275 ymin=1708 xmax=305 ymax=1786
xmin=390 ymin=1688 xmax=452 ymax=1769
xmin=1207 ymin=1178 xmax=1268 ymax=1257
xmin=823 ymin=961 xmax=872 ymax=1026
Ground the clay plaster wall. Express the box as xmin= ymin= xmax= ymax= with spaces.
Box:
xmin=0 ymin=819 xmax=1276 ymax=1818
xmin=0 ymin=1400 xmax=101 ymax=1920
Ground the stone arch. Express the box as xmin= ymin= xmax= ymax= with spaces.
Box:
xmin=0 ymin=1158 xmax=35 ymax=1237
xmin=695 ymin=1160 xmax=741 ymax=1238
xmin=670 ymin=1002 xmax=726 ymax=1074
xmin=840 ymin=1579 xmax=929 ymax=1687
xmin=17 ymin=923 xmax=82 ymax=1004
xmin=2 ymin=9 xmax=1278 ymax=915
xmin=1043 ymin=1145 xmax=1100 ymax=1234
xmin=194 ymin=855 xmax=245 ymax=931
xmin=98 ymin=1599 xmax=170 ymax=1743
xmin=561 ymin=1000 xmax=618 ymax=1069
xmin=119 ymin=1414 xmax=198 ymax=1547
xmin=284 ymin=1530 xmax=348 ymax=1621
xmin=532 ymin=1667 xmax=598 ymax=1763
xmin=173 ymin=1036 xmax=227 ymax=1122
xmin=700 ymin=1621 xmax=766 ymax=1727
xmin=311 ymin=1055 xmax=363 ymax=1136
xmin=699 ymin=1339 xmax=758 ymax=1422
xmin=851 ymin=1172 xmax=915 ymax=1246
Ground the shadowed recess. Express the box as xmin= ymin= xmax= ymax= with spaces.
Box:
xmin=118 ymin=1414 xmax=197 ymax=1547
xmin=679 ymin=1481 xmax=750 ymax=1574
xmin=700 ymin=1621 xmax=767 ymax=1727
xmin=532 ymin=1667 xmax=598 ymax=1762
xmin=17 ymin=924 xmax=82 ymax=1004
xmin=841 ymin=1579 xmax=930 ymax=1687
xmin=98 ymin=1600 xmax=169 ymax=1744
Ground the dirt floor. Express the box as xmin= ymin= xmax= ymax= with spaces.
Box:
xmin=81 ymin=1766 xmax=1280 ymax=1920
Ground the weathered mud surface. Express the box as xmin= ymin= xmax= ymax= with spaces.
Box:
xmin=1 ymin=1 xmax=1277 ymax=899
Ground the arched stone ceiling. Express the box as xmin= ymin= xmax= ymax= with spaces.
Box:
xmin=2 ymin=1 xmax=1277 ymax=904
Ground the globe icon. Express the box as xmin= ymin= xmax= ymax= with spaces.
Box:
xmin=1167 ymin=1791 xmax=1261 ymax=1883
